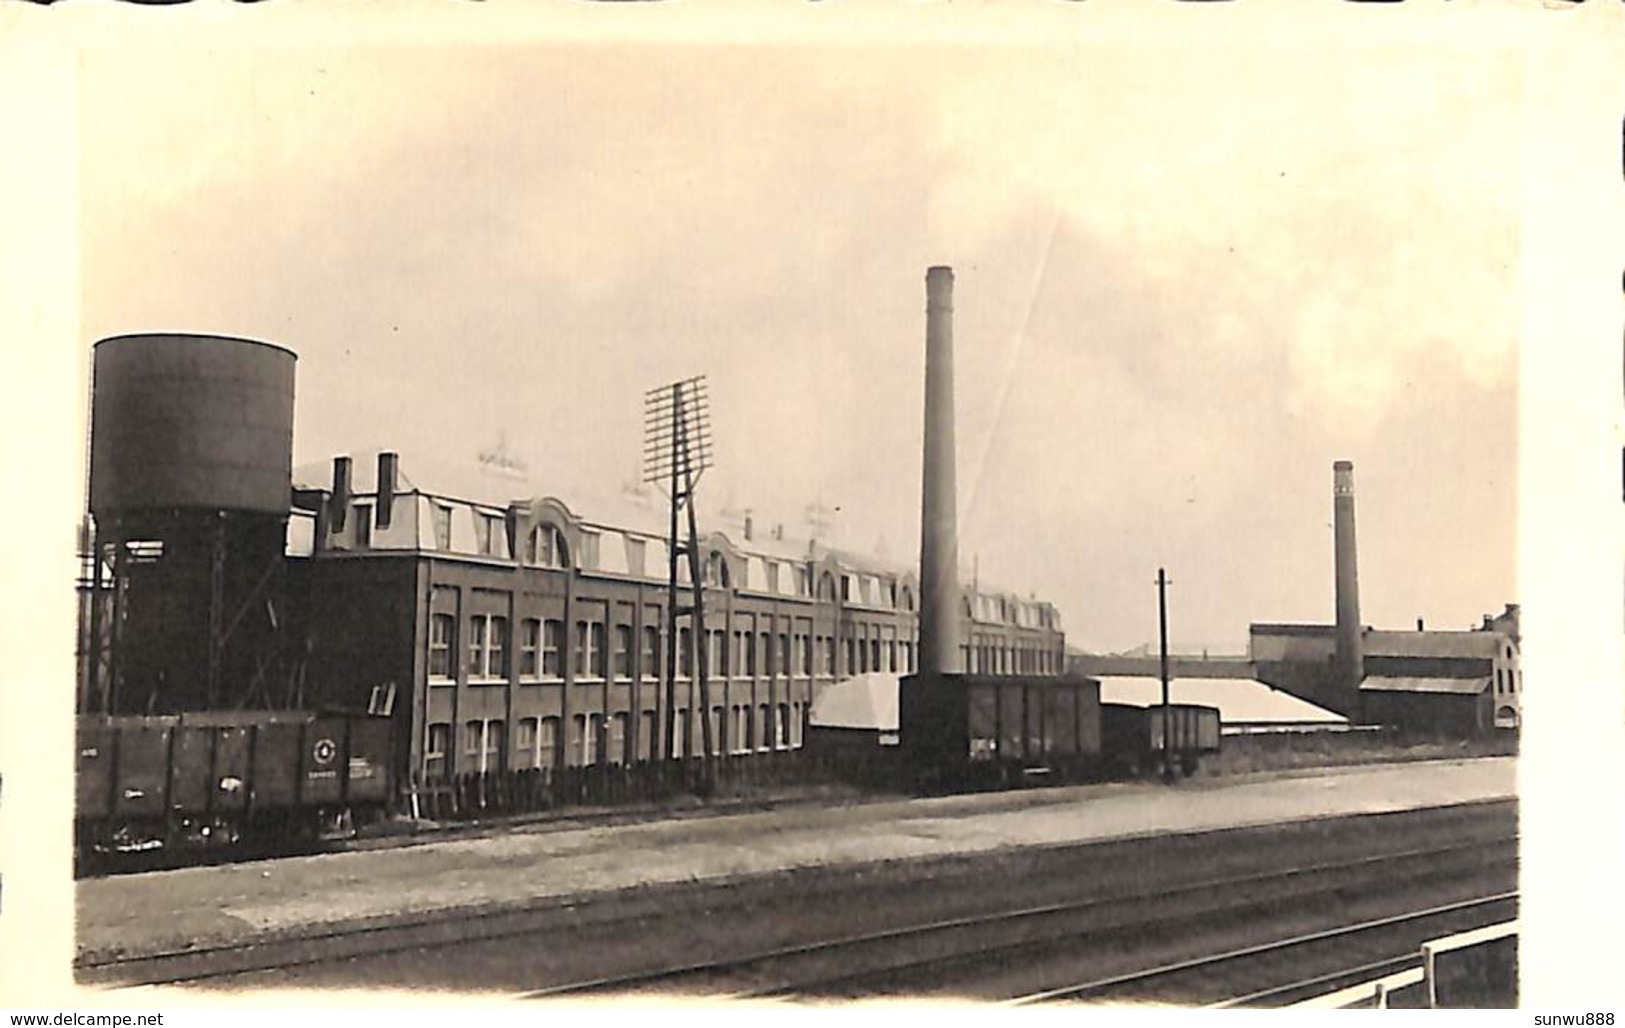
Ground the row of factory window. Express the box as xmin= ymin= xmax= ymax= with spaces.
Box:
xmin=965 ymin=638 xmax=1060 ymax=676
xmin=422 ymin=702 xmax=812 ymax=777
xmin=430 ymin=612 xmax=941 ymax=684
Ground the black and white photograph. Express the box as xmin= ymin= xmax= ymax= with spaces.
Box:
xmin=1 ymin=2 xmax=1622 ymax=1016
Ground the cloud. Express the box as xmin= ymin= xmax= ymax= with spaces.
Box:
xmin=78 ymin=41 xmax=1520 ymax=650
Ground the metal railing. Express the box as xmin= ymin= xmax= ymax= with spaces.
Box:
xmin=1288 ymin=919 xmax=1519 ymax=1009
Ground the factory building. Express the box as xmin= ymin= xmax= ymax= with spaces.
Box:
xmin=280 ymin=447 xmax=1065 ymax=784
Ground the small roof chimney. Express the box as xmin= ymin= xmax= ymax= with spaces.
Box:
xmin=330 ymin=455 xmax=352 ymax=532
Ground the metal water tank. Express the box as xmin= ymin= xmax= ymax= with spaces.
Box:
xmin=89 ymin=333 xmax=296 ymax=518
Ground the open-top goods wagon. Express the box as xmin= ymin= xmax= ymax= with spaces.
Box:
xmin=76 ymin=709 xmax=393 ymax=864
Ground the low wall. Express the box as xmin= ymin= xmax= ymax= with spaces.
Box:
xmin=1202 ymin=727 xmax=1518 ymax=777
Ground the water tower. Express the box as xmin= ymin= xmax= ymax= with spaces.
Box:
xmin=82 ymin=333 xmax=297 ymax=715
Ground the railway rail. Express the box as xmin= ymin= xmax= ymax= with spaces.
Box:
xmin=520 ymin=843 xmax=1514 ymax=1001
xmin=77 ymin=805 xmax=1516 ymax=999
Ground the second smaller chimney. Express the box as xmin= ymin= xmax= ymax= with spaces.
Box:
xmin=1332 ymin=460 xmax=1363 ymax=689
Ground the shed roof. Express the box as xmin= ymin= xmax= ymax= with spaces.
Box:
xmin=1094 ymin=676 xmax=1346 ymax=725
xmin=809 ymin=672 xmax=900 ymax=731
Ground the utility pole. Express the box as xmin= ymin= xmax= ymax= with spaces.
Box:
xmin=1157 ymin=567 xmax=1173 ymax=784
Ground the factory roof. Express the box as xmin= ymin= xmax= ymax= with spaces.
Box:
xmin=1250 ymin=623 xmax=1338 ymax=637
xmin=1249 ymin=623 xmax=1510 ymax=659
xmin=295 ymin=450 xmax=673 ymax=535
xmin=1359 ymin=675 xmax=1491 ymax=696
xmin=293 ymin=449 xmax=1057 ymax=615
xmin=1094 ymin=676 xmax=1347 ymax=725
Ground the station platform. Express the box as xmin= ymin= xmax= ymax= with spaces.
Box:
xmin=76 ymin=757 xmax=1515 ymax=963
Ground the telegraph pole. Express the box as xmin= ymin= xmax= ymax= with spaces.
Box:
xmin=644 ymin=376 xmax=715 ymax=791
xmin=1157 ymin=567 xmax=1173 ymax=784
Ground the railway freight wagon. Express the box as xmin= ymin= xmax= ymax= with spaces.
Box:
xmin=1099 ymin=702 xmax=1221 ymax=779
xmin=899 ymin=673 xmax=1103 ymax=792
xmin=75 ymin=709 xmax=393 ymax=864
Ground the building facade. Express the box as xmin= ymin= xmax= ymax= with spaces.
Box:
xmin=289 ymin=451 xmax=1067 ymax=783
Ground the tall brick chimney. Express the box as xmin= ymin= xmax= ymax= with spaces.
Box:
xmin=1333 ymin=460 xmax=1364 ymax=688
xmin=919 ymin=266 xmax=963 ymax=675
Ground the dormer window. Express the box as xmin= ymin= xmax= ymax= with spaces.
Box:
xmin=704 ymin=550 xmax=731 ymax=588
xmin=578 ymin=531 xmax=601 ymax=570
xmin=526 ymin=524 xmax=569 ymax=569
xmin=475 ymin=513 xmax=502 ymax=557
xmin=432 ymin=504 xmax=453 ymax=550
xmin=625 ymin=537 xmax=647 ymax=577
xmin=819 ymin=572 xmax=838 ymax=602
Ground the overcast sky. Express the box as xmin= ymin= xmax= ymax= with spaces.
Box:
xmin=80 ymin=37 xmax=1522 ymax=653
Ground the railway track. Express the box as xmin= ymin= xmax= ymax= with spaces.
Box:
xmin=78 ymin=805 xmax=1516 ymax=997
xmin=519 ymin=840 xmax=1513 ymax=1001
xmin=1009 ymin=892 xmax=1517 ymax=1006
